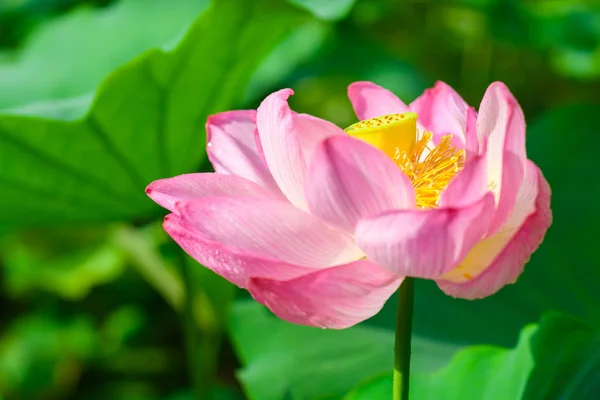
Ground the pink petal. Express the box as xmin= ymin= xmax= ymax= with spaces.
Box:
xmin=146 ymin=173 xmax=275 ymax=213
xmin=477 ymin=82 xmax=527 ymax=234
xmin=248 ymin=260 xmax=402 ymax=329
xmin=439 ymin=155 xmax=489 ymax=208
xmin=163 ymin=214 xmax=313 ymax=288
xmin=294 ymin=112 xmax=347 ymax=164
xmin=256 ymin=89 xmax=344 ymax=209
xmin=465 ymin=106 xmax=479 ymax=157
xmin=348 ymin=81 xmax=410 ymax=121
xmin=306 ymin=136 xmax=415 ymax=231
xmin=356 ymin=193 xmax=495 ymax=278
xmin=437 ymin=161 xmax=551 ymax=299
xmin=206 ymin=110 xmax=281 ymax=194
xmin=177 ymin=196 xmax=362 ymax=268
xmin=409 ymin=81 xmax=469 ymax=148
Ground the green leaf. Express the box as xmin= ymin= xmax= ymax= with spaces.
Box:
xmin=243 ymin=19 xmax=330 ymax=102
xmin=0 ymin=0 xmax=311 ymax=225
xmin=343 ymin=323 xmax=534 ymax=400
xmin=0 ymin=227 xmax=126 ymax=300
xmin=0 ymin=0 xmax=210 ymax=109
xmin=524 ymin=314 xmax=600 ymax=399
xmin=229 ymin=301 xmax=459 ymax=400
xmin=410 ymin=326 xmax=535 ymax=399
xmin=231 ymin=306 xmax=600 ymax=399
xmin=345 ymin=314 xmax=600 ymax=400
xmin=287 ymin=0 xmax=358 ymax=21
xmin=342 ymin=375 xmax=390 ymax=400
xmin=0 ymin=314 xmax=96 ymax=397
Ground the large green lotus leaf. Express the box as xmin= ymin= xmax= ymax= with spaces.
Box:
xmin=344 ymin=314 xmax=600 ymax=400
xmin=368 ymin=104 xmax=600 ymax=349
xmin=0 ymin=0 xmax=210 ymax=110
xmin=229 ymin=301 xmax=460 ymax=400
xmin=0 ymin=0 xmax=311 ymax=225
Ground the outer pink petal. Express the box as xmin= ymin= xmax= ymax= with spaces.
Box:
xmin=145 ymin=173 xmax=275 ymax=213
xmin=248 ymin=260 xmax=402 ymax=329
xmin=256 ymin=89 xmax=344 ymax=209
xmin=163 ymin=214 xmax=312 ymax=288
xmin=348 ymin=81 xmax=410 ymax=121
xmin=177 ymin=196 xmax=362 ymax=268
xmin=206 ymin=110 xmax=281 ymax=195
xmin=409 ymin=81 xmax=469 ymax=148
xmin=356 ymin=193 xmax=495 ymax=278
xmin=437 ymin=161 xmax=551 ymax=299
xmin=306 ymin=136 xmax=415 ymax=231
xmin=477 ymin=82 xmax=527 ymax=234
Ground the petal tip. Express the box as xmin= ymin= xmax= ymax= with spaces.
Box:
xmin=433 ymin=80 xmax=452 ymax=90
xmin=348 ymin=81 xmax=376 ymax=91
xmin=272 ymin=88 xmax=294 ymax=100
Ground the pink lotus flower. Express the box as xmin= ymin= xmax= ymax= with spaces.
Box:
xmin=146 ymin=81 xmax=551 ymax=329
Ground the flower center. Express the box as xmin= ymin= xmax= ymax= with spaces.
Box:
xmin=345 ymin=113 xmax=465 ymax=208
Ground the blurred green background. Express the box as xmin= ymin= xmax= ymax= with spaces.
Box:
xmin=1 ymin=0 xmax=599 ymax=399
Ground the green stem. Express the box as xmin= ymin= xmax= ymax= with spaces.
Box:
xmin=393 ymin=277 xmax=415 ymax=400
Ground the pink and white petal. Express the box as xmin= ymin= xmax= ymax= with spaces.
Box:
xmin=248 ymin=259 xmax=402 ymax=329
xmin=206 ymin=110 xmax=281 ymax=195
xmin=439 ymin=155 xmax=489 ymax=208
xmin=146 ymin=173 xmax=275 ymax=213
xmin=164 ymin=214 xmax=313 ymax=288
xmin=465 ymin=106 xmax=479 ymax=157
xmin=477 ymin=82 xmax=527 ymax=234
xmin=256 ymin=89 xmax=344 ymax=209
xmin=306 ymin=136 xmax=415 ymax=231
xmin=437 ymin=161 xmax=551 ymax=299
xmin=177 ymin=196 xmax=362 ymax=268
xmin=356 ymin=193 xmax=495 ymax=279
xmin=348 ymin=81 xmax=410 ymax=121
xmin=409 ymin=81 xmax=470 ymax=148
xmin=256 ymin=89 xmax=306 ymax=208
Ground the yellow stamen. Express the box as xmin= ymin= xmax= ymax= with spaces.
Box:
xmin=345 ymin=113 xmax=465 ymax=208
xmin=396 ymin=133 xmax=465 ymax=208
xmin=345 ymin=113 xmax=417 ymax=160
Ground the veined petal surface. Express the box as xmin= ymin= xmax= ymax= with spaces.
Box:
xmin=206 ymin=110 xmax=281 ymax=194
xmin=477 ymin=82 xmax=527 ymax=234
xmin=356 ymin=194 xmax=495 ymax=278
xmin=146 ymin=173 xmax=275 ymax=213
xmin=306 ymin=135 xmax=415 ymax=231
xmin=177 ymin=196 xmax=362 ymax=268
xmin=249 ymin=260 xmax=402 ymax=329
xmin=164 ymin=214 xmax=314 ymax=288
xmin=256 ymin=89 xmax=344 ymax=209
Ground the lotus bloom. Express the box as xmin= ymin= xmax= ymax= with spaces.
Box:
xmin=146 ymin=81 xmax=551 ymax=329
